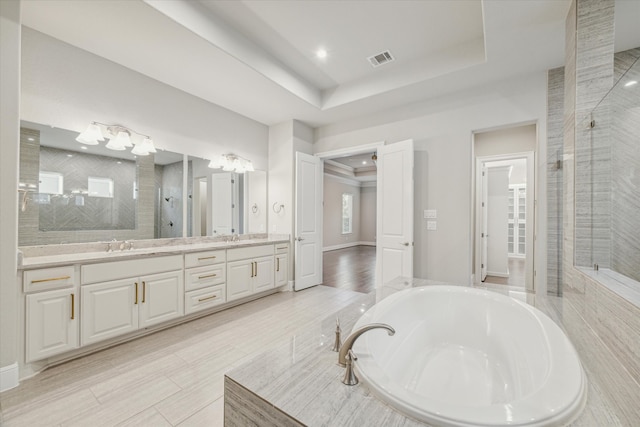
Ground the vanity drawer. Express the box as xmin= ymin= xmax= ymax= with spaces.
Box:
xmin=227 ymin=244 xmax=273 ymax=261
xmin=275 ymin=243 xmax=289 ymax=254
xmin=185 ymin=265 xmax=225 ymax=291
xmin=24 ymin=266 xmax=76 ymax=293
xmin=185 ymin=286 xmax=225 ymax=315
xmin=184 ymin=250 xmax=226 ymax=268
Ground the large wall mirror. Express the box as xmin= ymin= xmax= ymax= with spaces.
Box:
xmin=18 ymin=121 xmax=267 ymax=246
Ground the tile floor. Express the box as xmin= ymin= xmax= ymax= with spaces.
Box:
xmin=0 ymin=286 xmax=368 ymax=427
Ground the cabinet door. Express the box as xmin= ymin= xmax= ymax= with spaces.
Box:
xmin=227 ymin=260 xmax=253 ymax=302
xmin=26 ymin=288 xmax=78 ymax=362
xmin=139 ymin=271 xmax=184 ymax=328
xmin=275 ymin=254 xmax=288 ymax=288
xmin=254 ymin=256 xmax=275 ymax=293
xmin=81 ymin=279 xmax=138 ymax=346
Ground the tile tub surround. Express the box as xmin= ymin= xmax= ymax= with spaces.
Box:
xmin=225 ymin=278 xmax=640 ymax=426
xmin=17 ymin=234 xmax=289 ymax=268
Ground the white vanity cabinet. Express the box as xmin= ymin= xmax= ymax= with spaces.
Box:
xmin=80 ymin=256 xmax=183 ymax=346
xmin=227 ymin=245 xmax=274 ymax=301
xmin=24 ymin=265 xmax=79 ymax=362
xmin=274 ymin=244 xmax=289 ymax=288
xmin=184 ymin=250 xmax=226 ymax=314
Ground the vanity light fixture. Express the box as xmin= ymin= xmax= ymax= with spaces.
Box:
xmin=208 ymin=154 xmax=255 ymax=173
xmin=76 ymin=122 xmax=157 ymax=155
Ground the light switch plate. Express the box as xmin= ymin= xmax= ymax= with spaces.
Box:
xmin=427 ymin=221 xmax=437 ymax=230
xmin=424 ymin=209 xmax=437 ymax=219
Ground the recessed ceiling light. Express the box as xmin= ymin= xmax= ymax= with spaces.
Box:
xmin=362 ymin=161 xmax=367 ymax=165
xmin=80 ymin=146 xmax=87 ymax=150
xmin=625 ymin=80 xmax=638 ymax=87
xmin=316 ymin=48 xmax=327 ymax=59
xmin=117 ymin=161 xmax=122 ymax=164
xmin=67 ymin=154 xmax=73 ymax=157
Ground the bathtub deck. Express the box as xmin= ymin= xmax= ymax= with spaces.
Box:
xmin=225 ymin=279 xmax=640 ymax=426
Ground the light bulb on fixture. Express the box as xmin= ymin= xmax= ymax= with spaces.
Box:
xmin=105 ymin=131 xmax=129 ymax=151
xmin=76 ymin=123 xmax=105 ymax=145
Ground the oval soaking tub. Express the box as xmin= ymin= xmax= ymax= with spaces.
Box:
xmin=351 ymin=286 xmax=586 ymax=427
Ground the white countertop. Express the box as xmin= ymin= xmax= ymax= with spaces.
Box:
xmin=18 ymin=235 xmax=290 ymax=269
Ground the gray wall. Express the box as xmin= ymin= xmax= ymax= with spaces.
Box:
xmin=360 ymin=186 xmax=377 ymax=243
xmin=323 ymin=175 xmax=361 ymax=248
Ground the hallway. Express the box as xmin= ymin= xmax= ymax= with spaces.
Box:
xmin=321 ymin=246 xmax=376 ymax=294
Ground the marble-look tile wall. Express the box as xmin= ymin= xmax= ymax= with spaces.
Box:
xmin=611 ymin=49 xmax=640 ymax=281
xmin=546 ymin=67 xmax=564 ymax=296
xmin=561 ymin=0 xmax=640 ymax=387
xmin=38 ymin=147 xmax=137 ymax=231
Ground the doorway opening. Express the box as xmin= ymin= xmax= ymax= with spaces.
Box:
xmin=315 ymin=143 xmax=383 ymax=294
xmin=473 ymin=124 xmax=536 ymax=292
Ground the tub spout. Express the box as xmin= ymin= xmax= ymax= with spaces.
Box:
xmin=338 ymin=323 xmax=395 ymax=367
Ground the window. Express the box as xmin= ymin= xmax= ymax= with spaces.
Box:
xmin=38 ymin=171 xmax=63 ymax=195
xmin=88 ymin=177 xmax=114 ymax=198
xmin=342 ymin=193 xmax=353 ymax=234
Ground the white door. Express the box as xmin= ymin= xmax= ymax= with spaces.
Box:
xmin=211 ymin=172 xmax=233 ymax=235
xmin=481 ymin=166 xmax=488 ymax=281
xmin=295 ymin=152 xmax=323 ymax=291
xmin=81 ymin=279 xmax=138 ymax=346
xmin=376 ymin=140 xmax=414 ymax=286
xmin=139 ymin=271 xmax=184 ymax=328
xmin=26 ymin=288 xmax=78 ymax=362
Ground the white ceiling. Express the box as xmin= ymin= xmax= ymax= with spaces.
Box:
xmin=20 ymin=0 xmax=639 ymax=128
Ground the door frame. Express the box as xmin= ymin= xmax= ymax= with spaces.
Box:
xmin=474 ymin=151 xmax=535 ymax=291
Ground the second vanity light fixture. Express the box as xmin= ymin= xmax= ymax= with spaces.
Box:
xmin=76 ymin=122 xmax=157 ymax=156
xmin=208 ymin=153 xmax=255 ymax=173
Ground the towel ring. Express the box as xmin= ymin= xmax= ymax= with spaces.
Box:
xmin=273 ymin=202 xmax=284 ymax=214
xmin=252 ymin=203 xmax=258 ymax=214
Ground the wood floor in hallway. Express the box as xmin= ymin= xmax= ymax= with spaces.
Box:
xmin=321 ymin=245 xmax=376 ymax=294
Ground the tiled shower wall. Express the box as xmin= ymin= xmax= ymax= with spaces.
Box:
xmin=561 ymin=0 xmax=640 ymax=389
xmin=546 ymin=67 xmax=564 ymax=296
xmin=155 ymin=160 xmax=191 ymax=239
xmin=19 ymin=127 xmax=154 ymax=246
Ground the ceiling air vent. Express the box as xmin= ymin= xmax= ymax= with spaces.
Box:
xmin=368 ymin=50 xmax=394 ymax=68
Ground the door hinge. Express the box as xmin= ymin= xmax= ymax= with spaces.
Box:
xmin=231 ymin=179 xmax=235 ymax=183
xmin=482 ymin=171 xmax=485 ymax=176
xmin=482 ymin=202 xmax=485 ymax=207
xmin=481 ymin=233 xmax=484 ymax=238
xmin=481 ymin=263 xmax=484 ymax=268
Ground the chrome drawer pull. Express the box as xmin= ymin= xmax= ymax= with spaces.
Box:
xmin=198 ymin=295 xmax=217 ymax=302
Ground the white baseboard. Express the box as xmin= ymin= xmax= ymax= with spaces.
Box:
xmin=486 ymin=271 xmax=509 ymax=278
xmin=323 ymin=241 xmax=376 ymax=252
xmin=0 ymin=362 xmax=19 ymax=392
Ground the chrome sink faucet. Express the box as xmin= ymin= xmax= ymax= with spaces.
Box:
xmin=338 ymin=323 xmax=395 ymax=385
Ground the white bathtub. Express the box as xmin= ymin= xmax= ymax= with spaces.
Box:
xmin=351 ymin=286 xmax=587 ymax=427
